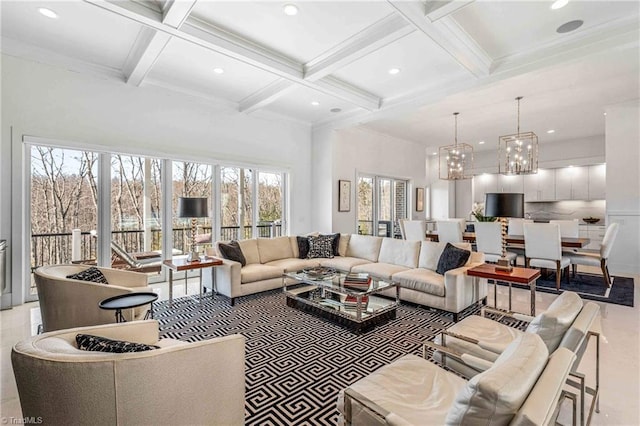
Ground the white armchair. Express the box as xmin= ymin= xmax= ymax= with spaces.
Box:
xmin=11 ymin=320 xmax=246 ymax=426
xmin=34 ymin=264 xmax=153 ymax=332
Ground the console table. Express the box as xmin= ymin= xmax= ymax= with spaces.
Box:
xmin=467 ymin=264 xmax=541 ymax=316
xmin=163 ymin=256 xmax=223 ymax=306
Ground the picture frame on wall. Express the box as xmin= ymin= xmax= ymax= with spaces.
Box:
xmin=339 ymin=180 xmax=351 ymax=212
xmin=416 ymin=187 xmax=424 ymax=212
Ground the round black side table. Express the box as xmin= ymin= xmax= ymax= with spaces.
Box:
xmin=99 ymin=292 xmax=159 ymax=323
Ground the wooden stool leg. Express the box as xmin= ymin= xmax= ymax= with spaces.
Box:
xmin=556 ymin=260 xmax=561 ymax=291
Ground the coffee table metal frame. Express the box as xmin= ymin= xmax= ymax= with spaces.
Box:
xmin=283 ymin=270 xmax=400 ymax=333
xmin=99 ymin=291 xmax=159 ymax=323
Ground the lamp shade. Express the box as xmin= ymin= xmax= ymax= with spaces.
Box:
xmin=177 ymin=197 xmax=208 ymax=218
xmin=484 ymin=193 xmax=524 ymax=218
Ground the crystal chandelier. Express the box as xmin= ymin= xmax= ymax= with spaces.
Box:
xmin=499 ymin=96 xmax=538 ymax=175
xmin=439 ymin=112 xmax=473 ymax=180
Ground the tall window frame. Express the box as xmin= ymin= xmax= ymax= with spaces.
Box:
xmin=356 ymin=173 xmax=408 ymax=238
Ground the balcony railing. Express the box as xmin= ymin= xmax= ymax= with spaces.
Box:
xmin=31 ymin=224 xmax=282 ymax=271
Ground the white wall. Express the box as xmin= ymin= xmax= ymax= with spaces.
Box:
xmin=311 ymin=127 xmax=428 ymax=234
xmin=1 ymin=55 xmax=313 ymax=305
xmin=605 ymin=99 xmax=640 ymax=274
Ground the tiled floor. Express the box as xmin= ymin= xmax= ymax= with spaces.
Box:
xmin=1 ymin=271 xmax=639 ymax=425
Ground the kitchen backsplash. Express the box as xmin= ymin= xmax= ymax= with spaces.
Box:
xmin=525 ymin=200 xmax=606 ymax=224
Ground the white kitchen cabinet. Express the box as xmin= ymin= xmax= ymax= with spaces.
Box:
xmin=588 ymin=164 xmax=606 ymax=200
xmin=497 ymin=174 xmax=524 ymax=194
xmin=555 ymin=166 xmax=589 ymax=200
xmin=473 ymin=173 xmax=498 ymax=204
xmin=524 ymin=168 xmax=555 ymax=201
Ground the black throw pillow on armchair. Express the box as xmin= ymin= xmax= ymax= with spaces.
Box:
xmin=436 ymin=243 xmax=471 ymax=275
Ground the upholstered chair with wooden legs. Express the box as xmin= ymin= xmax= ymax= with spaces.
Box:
xmin=474 ymin=221 xmax=518 ymax=265
xmin=399 ymin=219 xmax=427 ymax=241
xmin=568 ymin=223 xmax=619 ymax=288
xmin=549 ymin=219 xmax=580 ymax=238
xmin=436 ymin=220 xmax=464 ymax=244
xmin=523 ymin=223 xmax=571 ymax=290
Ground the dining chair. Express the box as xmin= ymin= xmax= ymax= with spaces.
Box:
xmin=436 ymin=220 xmax=464 ymax=243
xmin=549 ymin=219 xmax=580 ymax=238
xmin=507 ymin=218 xmax=533 ymax=235
xmin=474 ymin=222 xmax=517 ymax=265
xmin=400 ymin=219 xmax=427 ymax=241
xmin=523 ymin=223 xmax=571 ymax=290
xmin=568 ymin=223 xmax=619 ymax=288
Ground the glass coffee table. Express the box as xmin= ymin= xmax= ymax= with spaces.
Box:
xmin=283 ymin=268 xmax=399 ymax=333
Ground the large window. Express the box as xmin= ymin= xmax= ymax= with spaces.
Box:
xmin=258 ymin=171 xmax=283 ymax=238
xmin=357 ymin=174 xmax=408 ymax=237
xmin=172 ymin=161 xmax=213 ymax=253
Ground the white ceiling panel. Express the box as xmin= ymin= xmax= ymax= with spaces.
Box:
xmin=1 ymin=1 xmax=142 ymax=70
xmin=265 ymin=85 xmax=362 ymax=123
xmin=453 ymin=0 xmax=640 ymax=59
xmin=146 ymin=37 xmax=280 ymax=103
xmin=332 ymin=31 xmax=469 ymax=99
xmin=189 ymin=1 xmax=394 ymax=63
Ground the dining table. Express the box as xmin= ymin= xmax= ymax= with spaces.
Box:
xmin=425 ymin=232 xmax=590 ymax=248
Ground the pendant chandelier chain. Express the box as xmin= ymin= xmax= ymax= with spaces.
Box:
xmin=516 ymin=96 xmax=522 ymax=136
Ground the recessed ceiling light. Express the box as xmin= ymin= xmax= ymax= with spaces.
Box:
xmin=603 ymin=112 xmax=607 ymax=116
xmin=556 ymin=20 xmax=583 ymax=34
xmin=38 ymin=7 xmax=58 ymax=19
xmin=213 ymin=67 xmax=224 ymax=74
xmin=330 ymin=108 xmax=342 ymax=113
xmin=311 ymin=101 xmax=320 ymax=106
xmin=547 ymin=129 xmax=555 ymax=134
xmin=283 ymin=4 xmax=298 ymax=16
xmin=551 ymin=0 xmax=569 ymax=10
xmin=432 ymin=152 xmax=437 ymax=156
xmin=478 ymin=140 xmax=485 ymax=145
xmin=388 ymin=68 xmax=401 ymax=75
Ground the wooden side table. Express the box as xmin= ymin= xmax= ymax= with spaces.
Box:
xmin=466 ymin=264 xmax=541 ymax=316
xmin=163 ymin=256 xmax=223 ymax=306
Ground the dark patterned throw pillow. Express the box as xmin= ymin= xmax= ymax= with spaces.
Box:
xmin=436 ymin=243 xmax=471 ymax=275
xmin=297 ymin=236 xmax=310 ymax=259
xmin=218 ymin=240 xmax=246 ymax=266
xmin=324 ymin=233 xmax=341 ymax=257
xmin=307 ymin=235 xmax=335 ymax=259
xmin=66 ymin=267 xmax=109 ymax=284
xmin=76 ymin=334 xmax=159 ymax=353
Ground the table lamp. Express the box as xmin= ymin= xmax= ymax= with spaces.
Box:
xmin=177 ymin=197 xmax=209 ymax=262
xmin=484 ymin=193 xmax=524 ymax=272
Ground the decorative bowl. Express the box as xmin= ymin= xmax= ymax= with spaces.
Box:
xmin=582 ymin=217 xmax=600 ymax=224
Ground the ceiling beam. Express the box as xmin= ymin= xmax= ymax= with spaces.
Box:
xmin=388 ymin=0 xmax=491 ymax=78
xmin=239 ymin=79 xmax=296 ymax=113
xmin=424 ymin=0 xmax=475 ymax=22
xmin=85 ymin=0 xmax=381 ymax=110
xmin=121 ymin=0 xmax=197 ymax=86
xmin=304 ymin=14 xmax=414 ymax=81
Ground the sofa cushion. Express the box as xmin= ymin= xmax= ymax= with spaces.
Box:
xmin=445 ymin=334 xmax=549 ymax=425
xmin=525 ymin=290 xmax=583 ymax=352
xmin=378 ymin=238 xmax=420 ymax=268
xmin=307 ymin=235 xmax=335 ymax=259
xmin=346 ymin=235 xmax=383 ymax=262
xmin=257 ymin=237 xmax=294 ymax=264
xmin=238 ymin=239 xmax=260 ymax=265
xmin=320 ymin=257 xmax=371 ymax=272
xmin=240 ymin=264 xmax=284 ymax=284
xmin=265 ymin=258 xmax=321 ymax=273
xmin=392 ymin=268 xmax=445 ymax=297
xmin=218 ymin=241 xmax=246 ymax=266
xmin=338 ymin=234 xmax=351 ymax=257
xmin=419 ymin=241 xmax=472 ymax=271
xmin=296 ymin=236 xmax=310 ymax=259
xmin=66 ymin=267 xmax=109 ymax=284
xmin=352 ymin=263 xmax=410 ymax=281
xmin=436 ymin=243 xmax=471 ymax=275
xmin=76 ymin=334 xmax=159 ymax=353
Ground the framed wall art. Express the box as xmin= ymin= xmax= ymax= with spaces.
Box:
xmin=416 ymin=187 xmax=424 ymax=212
xmin=339 ymin=180 xmax=351 ymax=212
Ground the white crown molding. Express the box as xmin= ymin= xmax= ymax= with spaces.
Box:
xmin=387 ymin=0 xmax=491 ymax=77
xmin=162 ymin=0 xmax=198 ymax=28
xmin=425 ymin=0 xmax=475 ymax=23
xmin=0 ymin=36 xmax=124 ymax=81
xmin=239 ymin=79 xmax=296 ymax=113
xmin=304 ymin=14 xmax=414 ymax=82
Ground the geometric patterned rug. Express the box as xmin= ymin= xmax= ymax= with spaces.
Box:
xmin=154 ymin=289 xmax=522 ymax=425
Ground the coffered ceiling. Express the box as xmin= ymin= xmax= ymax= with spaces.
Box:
xmin=2 ymin=0 xmax=639 ymax=152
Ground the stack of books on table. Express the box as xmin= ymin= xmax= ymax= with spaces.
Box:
xmin=343 ymin=273 xmax=372 ymax=289
xmin=343 ymin=295 xmax=369 ymax=311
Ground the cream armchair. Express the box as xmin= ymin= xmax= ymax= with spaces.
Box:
xmin=12 ymin=320 xmax=246 ymax=426
xmin=34 ymin=264 xmax=152 ymax=332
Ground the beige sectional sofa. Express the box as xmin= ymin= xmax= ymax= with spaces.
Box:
xmin=205 ymin=234 xmax=487 ymax=321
